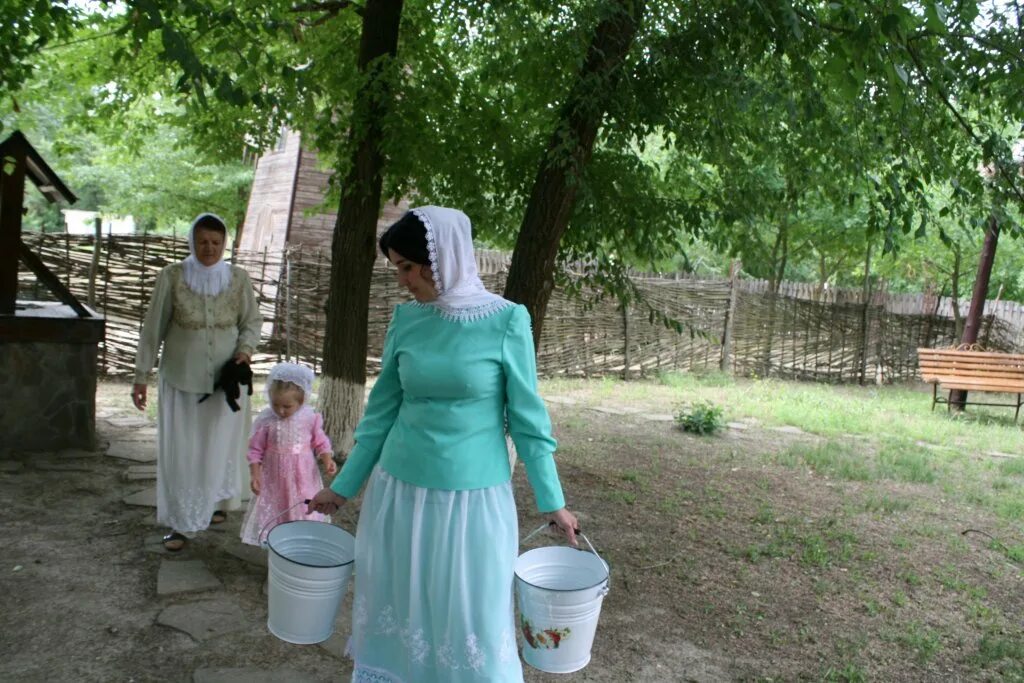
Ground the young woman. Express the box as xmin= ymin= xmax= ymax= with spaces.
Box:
xmin=309 ymin=206 xmax=578 ymax=682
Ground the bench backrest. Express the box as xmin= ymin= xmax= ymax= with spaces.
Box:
xmin=917 ymin=348 xmax=1024 ymax=383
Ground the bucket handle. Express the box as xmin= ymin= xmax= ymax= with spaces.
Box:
xmin=522 ymin=522 xmax=610 ymax=595
xmin=257 ymin=499 xmax=311 ymax=548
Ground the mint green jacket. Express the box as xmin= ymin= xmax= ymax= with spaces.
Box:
xmin=330 ymin=302 xmax=565 ymax=513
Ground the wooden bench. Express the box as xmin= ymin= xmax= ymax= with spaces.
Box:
xmin=917 ymin=348 xmax=1024 ymax=421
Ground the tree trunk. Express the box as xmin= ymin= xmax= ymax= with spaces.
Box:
xmin=503 ymin=0 xmax=645 ymax=345
xmin=319 ymin=0 xmax=403 ymax=454
xmin=950 ymin=216 xmax=1000 ymax=410
xmin=858 ymin=240 xmax=873 ymax=385
xmin=950 ymin=244 xmax=963 ymax=340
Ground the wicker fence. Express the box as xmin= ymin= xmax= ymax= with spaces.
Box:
xmin=16 ymin=233 xmax=1023 ymax=382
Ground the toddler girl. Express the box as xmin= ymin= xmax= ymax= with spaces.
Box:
xmin=239 ymin=362 xmax=337 ymax=546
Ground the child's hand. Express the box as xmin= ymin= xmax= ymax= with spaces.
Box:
xmin=250 ymin=469 xmax=261 ymax=495
xmin=319 ymin=453 xmax=337 ymax=476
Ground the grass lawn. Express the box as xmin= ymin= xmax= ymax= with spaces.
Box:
xmin=526 ymin=372 xmax=1024 ymax=681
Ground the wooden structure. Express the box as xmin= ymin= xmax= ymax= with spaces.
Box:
xmin=0 ymin=131 xmax=82 ymax=315
xmin=1 ymin=131 xmax=105 ymax=451
xmin=238 ymin=128 xmax=407 ymax=253
xmin=236 ymin=128 xmax=408 ymax=340
xmin=917 ymin=347 xmax=1024 ymax=420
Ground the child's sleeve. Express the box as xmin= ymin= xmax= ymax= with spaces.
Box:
xmin=330 ymin=305 xmax=404 ymax=498
xmin=247 ymin=423 xmax=269 ymax=464
xmin=311 ymin=413 xmax=333 ymax=455
xmin=503 ymin=305 xmax=565 ymax=513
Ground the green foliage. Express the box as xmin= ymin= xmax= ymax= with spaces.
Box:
xmin=674 ymin=400 xmax=725 ymax=435
xmin=0 ymin=1 xmax=80 ymax=116
xmin=6 ymin=0 xmax=1024 ymax=312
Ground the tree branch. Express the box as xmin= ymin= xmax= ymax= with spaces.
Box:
xmin=44 ymin=29 xmax=121 ymax=51
xmin=290 ymin=1 xmax=356 ymax=13
xmin=903 ymin=41 xmax=1024 ymax=205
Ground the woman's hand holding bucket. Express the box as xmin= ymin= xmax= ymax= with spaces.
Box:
xmin=546 ymin=507 xmax=580 ymax=547
xmin=307 ymin=487 xmax=346 ymax=515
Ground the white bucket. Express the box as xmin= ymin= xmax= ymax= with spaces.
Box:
xmin=265 ymin=520 xmax=355 ymax=645
xmin=515 ymin=527 xmax=610 ymax=674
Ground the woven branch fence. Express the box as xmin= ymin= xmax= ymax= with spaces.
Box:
xmin=16 ymin=234 xmax=1024 ymax=383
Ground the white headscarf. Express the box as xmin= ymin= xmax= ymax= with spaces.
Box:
xmin=182 ymin=212 xmax=233 ymax=296
xmin=410 ymin=206 xmax=511 ymax=322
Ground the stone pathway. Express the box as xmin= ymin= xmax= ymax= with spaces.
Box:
xmin=85 ymin=401 xmax=354 ymax=681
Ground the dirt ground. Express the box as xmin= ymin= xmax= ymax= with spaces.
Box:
xmin=2 ymin=378 xmax=1023 ymax=682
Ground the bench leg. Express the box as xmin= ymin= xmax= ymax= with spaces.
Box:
xmin=1017 ymin=394 xmax=1021 ymax=423
xmin=931 ymin=383 xmax=937 ymax=412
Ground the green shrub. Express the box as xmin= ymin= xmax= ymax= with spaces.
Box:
xmin=675 ymin=401 xmax=725 ymax=435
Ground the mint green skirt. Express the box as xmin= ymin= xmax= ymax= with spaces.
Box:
xmin=350 ymin=466 xmax=523 ymax=682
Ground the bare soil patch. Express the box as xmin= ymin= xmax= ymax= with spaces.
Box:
xmin=1 ymin=378 xmax=1023 ymax=681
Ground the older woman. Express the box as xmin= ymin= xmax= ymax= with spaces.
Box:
xmin=132 ymin=213 xmax=262 ymax=551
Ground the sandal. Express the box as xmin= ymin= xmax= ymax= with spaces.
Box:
xmin=210 ymin=510 xmax=227 ymax=524
xmin=162 ymin=532 xmax=187 ymax=552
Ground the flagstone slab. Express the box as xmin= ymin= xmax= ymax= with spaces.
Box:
xmin=106 ymin=442 xmax=157 ymax=463
xmin=123 ymin=487 xmax=157 ymax=507
xmin=727 ymin=422 xmax=750 ymax=430
xmin=769 ymin=425 xmax=805 ymax=435
xmin=641 ymin=413 xmax=676 ymax=422
xmin=158 ymin=559 xmax=222 ymax=595
xmin=193 ymin=668 xmax=318 ymax=683
xmin=124 ymin=465 xmax=157 ymax=481
xmin=221 ymin=542 xmax=268 ymax=568
xmin=0 ymin=461 xmax=24 ymax=473
xmin=54 ymin=448 xmax=104 ymax=459
xmin=157 ymin=598 xmax=247 ymax=641
xmin=105 ymin=416 xmax=154 ymax=428
xmin=591 ymin=405 xmax=629 ymax=415
xmin=113 ymin=427 xmax=158 ymax=442
xmin=543 ymin=395 xmax=579 ymax=405
xmin=34 ymin=461 xmax=94 ymax=473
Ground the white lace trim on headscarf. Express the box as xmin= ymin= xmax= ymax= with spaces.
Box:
xmin=409 ymin=206 xmax=512 ymax=322
xmin=182 ymin=212 xmax=233 ymax=296
xmin=265 ymin=362 xmax=315 ymax=404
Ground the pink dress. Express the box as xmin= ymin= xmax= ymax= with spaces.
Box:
xmin=239 ymin=405 xmax=333 ymax=546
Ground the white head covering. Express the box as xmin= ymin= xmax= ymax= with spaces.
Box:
xmin=409 ymin=206 xmax=511 ymax=321
xmin=266 ymin=362 xmax=315 ymax=403
xmin=182 ymin=212 xmax=233 ymax=296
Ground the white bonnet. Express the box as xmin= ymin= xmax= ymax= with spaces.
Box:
xmin=267 ymin=362 xmax=315 ymax=400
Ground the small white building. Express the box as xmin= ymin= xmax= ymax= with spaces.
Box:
xmin=62 ymin=209 xmax=136 ymax=235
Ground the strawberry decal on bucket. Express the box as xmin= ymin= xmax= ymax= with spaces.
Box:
xmin=521 ymin=615 xmax=570 ymax=649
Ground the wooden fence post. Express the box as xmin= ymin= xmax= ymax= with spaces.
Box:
xmin=622 ymin=303 xmax=631 ymax=380
xmin=720 ymin=259 xmax=740 ymax=372
xmin=87 ymin=216 xmax=102 ymax=308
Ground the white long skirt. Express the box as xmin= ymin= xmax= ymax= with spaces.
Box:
xmin=157 ymin=376 xmax=250 ymax=534
xmin=350 ymin=467 xmax=523 ymax=683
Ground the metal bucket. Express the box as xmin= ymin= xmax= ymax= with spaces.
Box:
xmin=515 ymin=525 xmax=610 ymax=673
xmin=265 ymin=520 xmax=355 ymax=644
